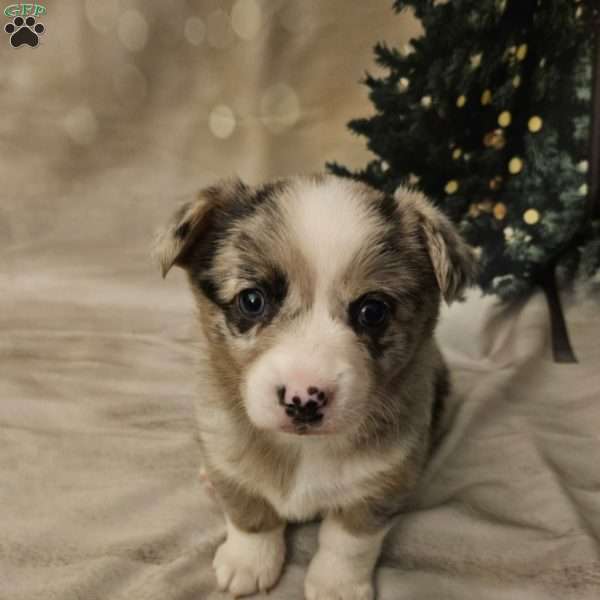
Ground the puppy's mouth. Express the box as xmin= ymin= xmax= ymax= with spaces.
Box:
xmin=282 ymin=424 xmax=327 ymax=436
xmin=279 ymin=413 xmax=330 ymax=436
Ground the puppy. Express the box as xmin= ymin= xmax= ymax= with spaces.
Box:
xmin=155 ymin=175 xmax=476 ymax=600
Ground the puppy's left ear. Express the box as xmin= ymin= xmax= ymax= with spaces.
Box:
xmin=153 ymin=197 xmax=212 ymax=278
xmin=395 ymin=187 xmax=479 ymax=304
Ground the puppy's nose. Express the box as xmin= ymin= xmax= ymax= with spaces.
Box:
xmin=277 ymin=383 xmax=333 ymax=425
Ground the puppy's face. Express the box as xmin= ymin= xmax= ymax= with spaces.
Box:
xmin=156 ymin=176 xmax=476 ymax=438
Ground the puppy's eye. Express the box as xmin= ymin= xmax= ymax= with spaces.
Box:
xmin=358 ymin=298 xmax=389 ymax=328
xmin=237 ymin=288 xmax=266 ymax=318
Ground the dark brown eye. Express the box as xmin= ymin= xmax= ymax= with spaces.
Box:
xmin=238 ymin=288 xmax=266 ymax=318
xmin=358 ymin=298 xmax=389 ymax=328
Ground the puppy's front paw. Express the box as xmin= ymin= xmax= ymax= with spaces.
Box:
xmin=213 ymin=524 xmax=285 ymax=597
xmin=304 ymin=549 xmax=374 ymax=600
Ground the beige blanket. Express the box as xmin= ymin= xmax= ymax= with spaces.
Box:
xmin=2 ymin=2 xmax=600 ymax=598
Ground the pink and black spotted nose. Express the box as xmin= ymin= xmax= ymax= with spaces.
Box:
xmin=277 ymin=382 xmax=333 ymax=428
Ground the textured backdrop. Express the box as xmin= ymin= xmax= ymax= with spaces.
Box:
xmin=1 ymin=2 xmax=600 ymax=599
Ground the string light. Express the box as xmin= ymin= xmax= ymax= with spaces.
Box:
xmin=493 ymin=202 xmax=507 ymax=220
xmin=445 ymin=180 xmax=459 ymax=194
xmin=498 ymin=111 xmax=512 ymax=127
xmin=508 ymin=157 xmax=523 ymax=174
xmin=523 ymin=208 xmax=540 ymax=224
xmin=528 ymin=116 xmax=543 ymax=133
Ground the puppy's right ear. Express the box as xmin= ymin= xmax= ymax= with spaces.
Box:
xmin=153 ymin=192 xmax=215 ymax=279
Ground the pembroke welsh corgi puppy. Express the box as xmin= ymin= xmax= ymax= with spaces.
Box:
xmin=155 ymin=175 xmax=476 ymax=600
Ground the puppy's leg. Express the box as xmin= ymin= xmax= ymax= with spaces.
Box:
xmin=210 ymin=472 xmax=286 ymax=597
xmin=304 ymin=510 xmax=391 ymax=600
xmin=214 ymin=517 xmax=286 ymax=597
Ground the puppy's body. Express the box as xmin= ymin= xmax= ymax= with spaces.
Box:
xmin=156 ymin=175 xmax=476 ymax=599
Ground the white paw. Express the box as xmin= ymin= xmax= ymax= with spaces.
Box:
xmin=304 ymin=549 xmax=375 ymax=600
xmin=213 ymin=523 xmax=285 ymax=597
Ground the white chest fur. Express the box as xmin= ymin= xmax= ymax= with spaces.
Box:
xmin=203 ymin=413 xmax=411 ymax=523
xmin=261 ymin=440 xmax=408 ymax=522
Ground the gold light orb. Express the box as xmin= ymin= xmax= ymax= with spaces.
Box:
xmin=516 ymin=44 xmax=528 ymax=61
xmin=528 ymin=116 xmax=543 ymax=133
xmin=481 ymin=89 xmax=492 ymax=105
xmin=498 ymin=111 xmax=512 ymax=127
xmin=523 ymin=208 xmax=540 ymax=225
xmin=445 ymin=180 xmax=459 ymax=194
xmin=493 ymin=202 xmax=507 ymax=220
xmin=508 ymin=157 xmax=523 ymax=174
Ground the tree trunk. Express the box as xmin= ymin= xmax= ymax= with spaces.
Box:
xmin=540 ymin=264 xmax=577 ymax=363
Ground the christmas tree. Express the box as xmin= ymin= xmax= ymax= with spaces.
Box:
xmin=329 ymin=0 xmax=600 ymax=362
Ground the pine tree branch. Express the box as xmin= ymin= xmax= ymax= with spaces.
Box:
xmin=589 ymin=9 xmax=600 ymax=219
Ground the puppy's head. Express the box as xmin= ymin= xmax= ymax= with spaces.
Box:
xmin=155 ymin=175 xmax=476 ymax=437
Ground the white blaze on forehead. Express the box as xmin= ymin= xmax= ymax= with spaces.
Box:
xmin=282 ymin=178 xmax=380 ymax=295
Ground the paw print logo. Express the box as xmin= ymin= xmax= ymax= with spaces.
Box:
xmin=4 ymin=15 xmax=45 ymax=48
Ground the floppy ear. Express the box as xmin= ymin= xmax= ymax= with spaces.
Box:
xmin=153 ymin=184 xmax=225 ymax=278
xmin=395 ymin=186 xmax=479 ymax=304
